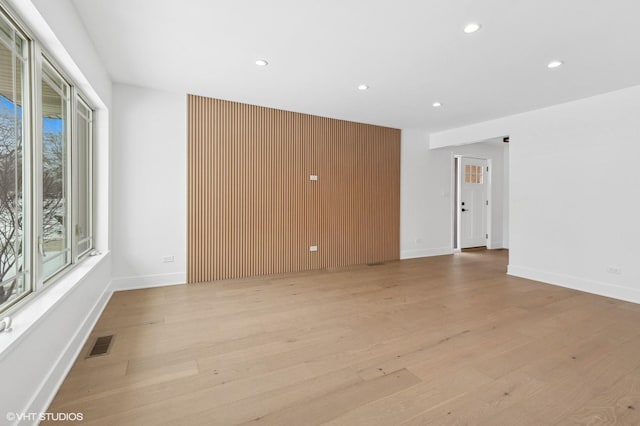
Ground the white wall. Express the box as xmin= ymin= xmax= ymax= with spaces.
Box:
xmin=431 ymin=84 xmax=640 ymax=304
xmin=400 ymin=130 xmax=452 ymax=259
xmin=111 ymin=84 xmax=187 ymax=289
xmin=0 ymin=1 xmax=113 ymax=423
xmin=503 ymin=145 xmax=510 ymax=248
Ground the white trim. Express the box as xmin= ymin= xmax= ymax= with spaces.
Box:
xmin=486 ymin=159 xmax=493 ymax=249
xmin=0 ymin=252 xmax=111 ymax=425
xmin=451 ymin=153 xmax=458 ymax=250
xmin=507 ymin=264 xmax=640 ymax=305
xmin=0 ymin=252 xmax=109 ymax=354
xmin=25 ymin=280 xmax=112 ymax=418
xmin=400 ymin=247 xmax=453 ymax=260
xmin=110 ymin=272 xmax=187 ymax=291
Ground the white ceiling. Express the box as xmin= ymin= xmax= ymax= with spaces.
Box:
xmin=71 ymin=0 xmax=640 ymax=131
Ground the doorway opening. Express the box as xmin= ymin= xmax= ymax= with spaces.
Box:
xmin=454 ymin=156 xmax=490 ymax=251
xmin=450 ymin=136 xmax=510 ymax=254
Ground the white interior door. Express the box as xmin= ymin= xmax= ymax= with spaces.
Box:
xmin=460 ymin=157 xmax=488 ymax=248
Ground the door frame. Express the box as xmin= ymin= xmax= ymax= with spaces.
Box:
xmin=452 ymin=155 xmax=492 ymax=251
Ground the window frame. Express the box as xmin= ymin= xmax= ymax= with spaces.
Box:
xmin=0 ymin=5 xmax=32 ymax=311
xmin=40 ymin=56 xmax=73 ymax=283
xmin=0 ymin=3 xmax=96 ymax=314
xmin=73 ymin=95 xmax=93 ymax=261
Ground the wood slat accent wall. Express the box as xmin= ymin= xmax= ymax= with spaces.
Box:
xmin=188 ymin=95 xmax=400 ymax=283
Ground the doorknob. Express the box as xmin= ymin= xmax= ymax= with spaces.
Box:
xmin=462 ymin=208 xmax=468 ymax=212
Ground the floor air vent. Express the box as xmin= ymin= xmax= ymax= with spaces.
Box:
xmin=87 ymin=335 xmax=114 ymax=358
xmin=367 ymin=262 xmax=384 ymax=266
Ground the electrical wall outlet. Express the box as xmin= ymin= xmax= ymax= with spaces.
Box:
xmin=309 ymin=245 xmax=318 ymax=252
xmin=162 ymin=255 xmax=175 ymax=263
xmin=310 ymin=175 xmax=318 ymax=181
xmin=606 ymin=266 xmax=622 ymax=275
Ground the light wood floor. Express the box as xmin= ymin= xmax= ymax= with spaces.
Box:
xmin=47 ymin=250 xmax=640 ymax=425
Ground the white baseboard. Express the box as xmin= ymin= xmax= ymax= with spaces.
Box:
xmin=25 ymin=282 xmax=113 ymax=422
xmin=110 ymin=272 xmax=187 ymax=291
xmin=508 ymin=264 xmax=640 ymax=305
xmin=487 ymin=241 xmax=507 ymax=250
xmin=21 ymin=272 xmax=185 ymax=423
xmin=400 ymin=247 xmax=453 ymax=260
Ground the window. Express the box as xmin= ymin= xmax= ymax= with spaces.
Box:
xmin=75 ymin=98 xmax=93 ymax=257
xmin=0 ymin=11 xmax=29 ymax=309
xmin=464 ymin=164 xmax=484 ymax=184
xmin=0 ymin=6 xmax=95 ymax=313
xmin=41 ymin=60 xmax=71 ymax=279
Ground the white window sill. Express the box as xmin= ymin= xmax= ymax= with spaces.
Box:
xmin=0 ymin=252 xmax=110 ymax=356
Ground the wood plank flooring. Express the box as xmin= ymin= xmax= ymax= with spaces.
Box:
xmin=46 ymin=250 xmax=640 ymax=425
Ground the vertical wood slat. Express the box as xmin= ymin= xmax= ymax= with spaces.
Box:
xmin=187 ymin=95 xmax=400 ymax=283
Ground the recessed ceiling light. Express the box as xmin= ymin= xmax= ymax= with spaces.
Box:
xmin=255 ymin=59 xmax=269 ymax=66
xmin=358 ymin=84 xmax=369 ymax=91
xmin=547 ymin=60 xmax=564 ymax=69
xmin=432 ymin=102 xmax=442 ymax=108
xmin=463 ymin=23 xmax=481 ymax=34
